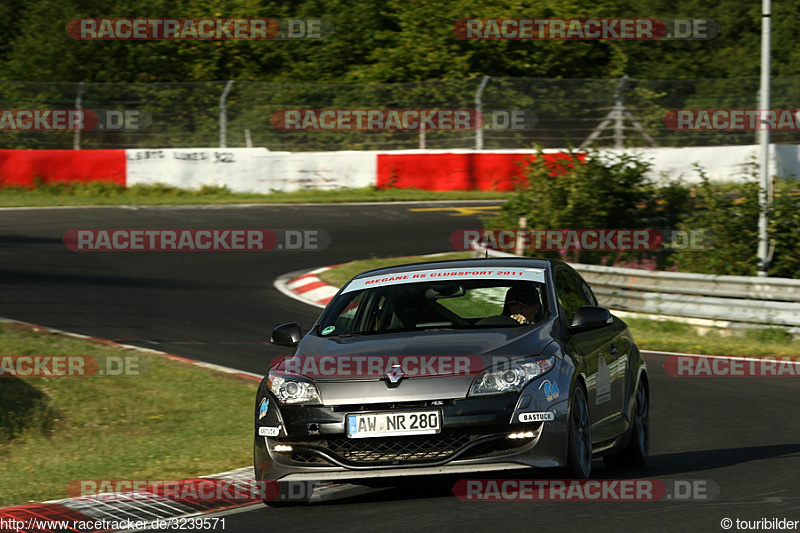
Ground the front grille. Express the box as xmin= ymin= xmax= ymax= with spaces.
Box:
xmin=275 ymin=428 xmax=538 ymax=467
xmin=330 ymin=400 xmax=454 ymax=412
xmin=326 ymin=432 xmax=472 ymax=464
xmin=289 ymin=452 xmax=331 ymax=465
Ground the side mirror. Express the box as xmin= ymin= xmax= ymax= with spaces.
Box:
xmin=568 ymin=306 xmax=612 ymax=334
xmin=271 ymin=322 xmax=302 ymax=346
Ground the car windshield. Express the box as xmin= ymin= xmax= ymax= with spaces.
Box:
xmin=318 ymin=267 xmax=548 ymax=337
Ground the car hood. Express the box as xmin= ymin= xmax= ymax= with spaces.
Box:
xmin=272 ymin=321 xmax=558 ymax=406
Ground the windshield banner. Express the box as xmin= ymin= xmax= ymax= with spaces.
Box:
xmin=342 ymin=267 xmax=546 ymax=293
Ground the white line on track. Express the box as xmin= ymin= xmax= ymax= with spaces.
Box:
xmin=0 ymin=316 xmax=263 ymax=380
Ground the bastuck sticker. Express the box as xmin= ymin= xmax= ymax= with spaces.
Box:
xmin=259 ymin=426 xmax=280 ymax=437
xmin=258 ymin=397 xmax=269 ymax=420
xmin=519 ymin=412 xmax=555 ymax=423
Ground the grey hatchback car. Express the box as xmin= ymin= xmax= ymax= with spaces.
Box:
xmin=255 ymin=258 xmax=648 ymax=504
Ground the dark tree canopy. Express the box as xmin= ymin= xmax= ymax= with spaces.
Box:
xmin=1 ymin=0 xmax=797 ymax=83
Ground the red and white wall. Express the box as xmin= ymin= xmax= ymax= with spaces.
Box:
xmin=1 ymin=145 xmax=799 ymax=192
xmin=0 ymin=149 xmax=126 ymax=187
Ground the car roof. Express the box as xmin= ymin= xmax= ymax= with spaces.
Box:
xmin=352 ymin=257 xmax=563 ymax=280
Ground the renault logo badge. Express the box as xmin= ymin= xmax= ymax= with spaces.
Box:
xmin=385 ymin=364 xmax=405 ymax=387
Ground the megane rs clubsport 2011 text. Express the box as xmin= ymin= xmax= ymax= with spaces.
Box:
xmin=255 ymin=258 xmax=649 ymax=504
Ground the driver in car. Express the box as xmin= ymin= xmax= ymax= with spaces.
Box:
xmin=503 ymin=285 xmax=541 ymax=325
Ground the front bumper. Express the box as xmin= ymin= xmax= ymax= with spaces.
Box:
xmin=255 ymin=371 xmax=572 ymax=483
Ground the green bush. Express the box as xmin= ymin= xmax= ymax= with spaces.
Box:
xmin=675 ymin=166 xmax=799 ymax=278
xmin=486 ymin=150 xmax=798 ymax=278
xmin=674 ymin=166 xmax=761 ymax=276
xmin=769 ymin=179 xmax=800 ymax=277
xmin=486 ymin=148 xmax=691 ymax=268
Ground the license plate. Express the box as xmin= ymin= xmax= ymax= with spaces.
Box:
xmin=346 ymin=410 xmax=441 ymax=439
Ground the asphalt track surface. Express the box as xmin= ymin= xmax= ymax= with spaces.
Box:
xmin=2 ymin=203 xmax=799 ymax=533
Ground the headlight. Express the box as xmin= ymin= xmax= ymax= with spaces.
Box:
xmin=469 ymin=356 xmax=555 ymax=396
xmin=267 ymin=372 xmax=322 ymax=404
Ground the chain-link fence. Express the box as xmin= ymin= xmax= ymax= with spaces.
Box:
xmin=1 ymin=76 xmax=799 ymax=150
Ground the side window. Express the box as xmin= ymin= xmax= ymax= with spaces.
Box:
xmin=572 ymin=272 xmax=598 ymax=306
xmin=554 ymin=269 xmax=588 ymax=324
xmin=330 ymin=291 xmax=368 ymax=333
xmin=329 ymin=290 xmax=383 ymax=334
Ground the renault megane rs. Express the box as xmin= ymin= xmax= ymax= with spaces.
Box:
xmin=255 ymin=258 xmax=649 ymax=504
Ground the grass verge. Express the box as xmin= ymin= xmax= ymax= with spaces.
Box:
xmin=623 ymin=318 xmax=798 ymax=357
xmin=0 ymin=322 xmax=258 ymax=507
xmin=0 ymin=182 xmax=510 ymax=207
xmin=316 ymin=255 xmax=799 ymax=357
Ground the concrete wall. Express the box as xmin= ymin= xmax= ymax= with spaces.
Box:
xmin=2 ymin=145 xmax=797 ymax=192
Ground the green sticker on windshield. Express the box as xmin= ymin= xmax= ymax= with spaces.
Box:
xmin=321 ymin=326 xmax=335 ymax=335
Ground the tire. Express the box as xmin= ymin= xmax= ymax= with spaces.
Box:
xmin=603 ymin=379 xmax=649 ymax=469
xmin=565 ymin=384 xmax=592 ymax=479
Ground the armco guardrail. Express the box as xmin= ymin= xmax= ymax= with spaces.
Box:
xmin=480 ymin=249 xmax=800 ymax=328
xmin=573 ymin=264 xmax=800 ymax=303
xmin=573 ymin=264 xmax=800 ymax=328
